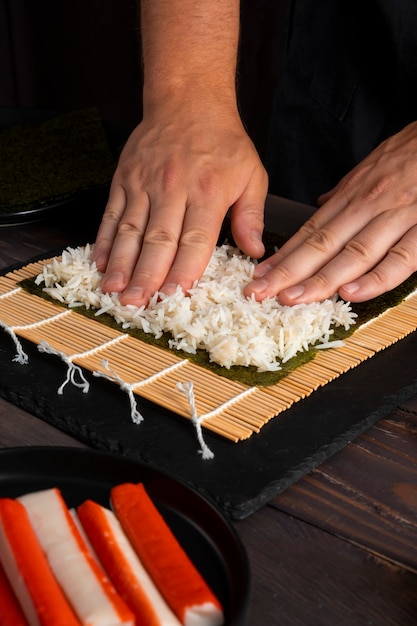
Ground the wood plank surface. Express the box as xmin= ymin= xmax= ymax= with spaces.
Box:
xmin=2 ymin=398 xmax=417 ymax=626
xmin=273 ymin=399 xmax=417 ymax=574
xmin=0 ymin=397 xmax=86 ymax=448
xmin=2 ymin=198 xmax=417 ymax=624
xmin=238 ymin=504 xmax=417 ymax=626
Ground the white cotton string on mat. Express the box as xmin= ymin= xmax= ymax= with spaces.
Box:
xmin=0 ymin=308 xmax=72 ymax=366
xmin=93 ymin=359 xmax=144 ymax=424
xmin=0 ymin=287 xmax=29 ymax=363
xmin=176 ymin=381 xmax=215 ymax=460
xmin=176 ymin=383 xmax=259 ymax=456
xmin=37 ymin=340 xmax=90 ymax=395
xmin=0 ymin=318 xmax=28 ymax=365
xmin=37 ymin=334 xmax=129 ymax=395
xmin=92 ymin=358 xmax=188 ymax=425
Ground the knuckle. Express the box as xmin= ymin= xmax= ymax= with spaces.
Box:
xmin=198 ymin=173 xmax=217 ymax=197
xmin=299 ymin=218 xmax=319 ymax=238
xmin=112 ymin=165 xmax=141 ymax=191
xmin=101 ymin=206 xmax=122 ymax=224
xmin=117 ymin=221 xmax=144 ymax=238
xmin=344 ymin=239 xmax=372 ymax=263
xmin=365 ymin=268 xmax=388 ymax=288
xmin=180 ymin=228 xmax=212 ymax=249
xmin=269 ymin=263 xmax=293 ymax=282
xmin=160 ymin=166 xmax=182 ymax=193
xmin=310 ymin=272 xmax=331 ymax=291
xmin=306 ymin=228 xmax=335 ymax=253
xmin=388 ymin=243 xmax=417 ymax=270
xmin=143 ymin=227 xmax=178 ymax=247
xmin=363 ymin=175 xmax=393 ymax=201
xmin=195 ymin=171 xmax=225 ymax=203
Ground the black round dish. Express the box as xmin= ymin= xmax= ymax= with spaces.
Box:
xmin=0 ymin=107 xmax=126 ymax=227
xmin=0 ymin=446 xmax=250 ymax=626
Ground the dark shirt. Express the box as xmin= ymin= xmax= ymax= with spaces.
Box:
xmin=266 ymin=0 xmax=417 ymax=205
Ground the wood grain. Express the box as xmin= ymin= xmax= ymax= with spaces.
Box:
xmin=238 ymin=503 xmax=417 ymax=626
xmin=273 ymin=403 xmax=417 ymax=573
xmin=2 ymin=396 xmax=417 ymax=626
xmin=0 ymin=398 xmax=86 ymax=448
xmin=2 ymin=203 xmax=417 ymax=624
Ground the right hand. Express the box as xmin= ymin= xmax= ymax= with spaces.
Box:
xmin=93 ymin=102 xmax=268 ymax=306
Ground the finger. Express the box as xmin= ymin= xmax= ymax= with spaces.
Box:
xmin=119 ymin=191 xmax=188 ymax=305
xmin=246 ymin=200 xmax=366 ymax=300
xmin=158 ymin=200 xmax=228 ymax=295
xmin=100 ymin=190 xmax=150 ymax=295
xmin=340 ymin=226 xmax=417 ymax=302
xmin=251 ymin=193 xmax=352 ymax=281
xmin=260 ymin=159 xmax=376 ymax=270
xmin=263 ymin=208 xmax=416 ymax=305
xmin=93 ymin=183 xmax=127 ymax=271
xmin=229 ymin=168 xmax=268 ymax=258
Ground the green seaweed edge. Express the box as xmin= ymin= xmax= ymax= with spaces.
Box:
xmin=0 ymin=108 xmax=116 ymax=213
xmin=19 ymin=258 xmax=417 ymax=388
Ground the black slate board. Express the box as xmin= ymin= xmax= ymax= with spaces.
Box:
xmin=1 ymin=196 xmax=417 ymax=519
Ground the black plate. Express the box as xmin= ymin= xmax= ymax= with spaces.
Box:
xmin=0 ymin=187 xmax=110 ymax=227
xmin=2 ymin=197 xmax=417 ymax=520
xmin=0 ymin=107 xmax=125 ymax=227
xmin=0 ymin=446 xmax=250 ymax=626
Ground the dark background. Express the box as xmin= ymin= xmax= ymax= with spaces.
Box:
xmin=0 ymin=0 xmax=288 ymax=160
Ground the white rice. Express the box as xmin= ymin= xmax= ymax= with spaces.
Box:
xmin=35 ymin=244 xmax=357 ymax=372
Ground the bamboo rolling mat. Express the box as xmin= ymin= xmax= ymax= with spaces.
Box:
xmin=1 ymin=256 xmax=417 ymax=446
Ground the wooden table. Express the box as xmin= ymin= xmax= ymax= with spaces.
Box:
xmin=1 ymin=209 xmax=417 ymax=625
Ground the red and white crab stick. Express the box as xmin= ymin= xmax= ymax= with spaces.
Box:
xmin=0 ymin=498 xmax=80 ymax=626
xmin=0 ymin=556 xmax=30 ymax=626
xmin=19 ymin=488 xmax=135 ymax=626
xmin=78 ymin=499 xmax=182 ymax=626
xmin=111 ymin=483 xmax=224 ymax=626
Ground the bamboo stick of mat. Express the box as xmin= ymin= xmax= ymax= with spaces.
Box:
xmin=1 ymin=261 xmax=417 ymax=442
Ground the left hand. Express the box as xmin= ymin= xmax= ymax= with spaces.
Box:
xmin=245 ymin=121 xmax=417 ymax=304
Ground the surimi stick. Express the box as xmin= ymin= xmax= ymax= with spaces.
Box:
xmin=0 ymin=498 xmax=80 ymax=626
xmin=78 ymin=499 xmax=182 ymax=626
xmin=19 ymin=488 xmax=135 ymax=626
xmin=0 ymin=559 xmax=30 ymax=626
xmin=110 ymin=483 xmax=225 ymax=626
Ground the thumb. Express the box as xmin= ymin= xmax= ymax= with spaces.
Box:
xmin=229 ymin=172 xmax=268 ymax=259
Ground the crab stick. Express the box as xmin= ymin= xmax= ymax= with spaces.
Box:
xmin=78 ymin=499 xmax=182 ymax=626
xmin=0 ymin=559 xmax=30 ymax=626
xmin=111 ymin=483 xmax=224 ymax=626
xmin=0 ymin=498 xmax=80 ymax=626
xmin=19 ymin=488 xmax=134 ymax=626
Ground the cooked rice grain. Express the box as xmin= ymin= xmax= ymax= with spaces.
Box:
xmin=35 ymin=244 xmax=357 ymax=372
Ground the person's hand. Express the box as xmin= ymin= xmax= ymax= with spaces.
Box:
xmin=93 ymin=102 xmax=268 ymax=306
xmin=245 ymin=121 xmax=417 ymax=304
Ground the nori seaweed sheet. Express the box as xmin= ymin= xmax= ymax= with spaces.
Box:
xmin=19 ymin=224 xmax=417 ymax=387
xmin=0 ymin=109 xmax=116 ymax=213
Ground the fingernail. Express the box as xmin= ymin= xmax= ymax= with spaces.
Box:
xmin=160 ymin=283 xmax=178 ymax=296
xmin=93 ymin=254 xmax=106 ymax=270
xmin=121 ymin=286 xmax=145 ymax=304
xmin=251 ymin=231 xmax=265 ymax=254
xmin=248 ymin=279 xmax=269 ymax=293
xmin=101 ymin=272 xmax=124 ymax=292
xmin=110 ymin=272 xmax=124 ymax=282
xmin=253 ymin=264 xmax=270 ymax=279
xmin=283 ymin=285 xmax=305 ymax=299
xmin=342 ymin=281 xmax=360 ymax=294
